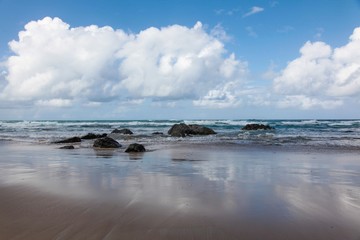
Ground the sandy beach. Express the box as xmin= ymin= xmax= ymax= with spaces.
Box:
xmin=0 ymin=142 xmax=359 ymax=239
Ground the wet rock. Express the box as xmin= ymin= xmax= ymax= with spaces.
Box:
xmin=53 ymin=137 xmax=81 ymax=144
xmin=241 ymin=124 xmax=274 ymax=131
xmin=188 ymin=124 xmax=216 ymax=135
xmin=125 ymin=143 xmax=146 ymax=153
xmin=168 ymin=123 xmax=194 ymax=137
xmin=80 ymin=133 xmax=107 ymax=139
xmin=111 ymin=128 xmax=133 ymax=135
xmin=152 ymin=132 xmax=164 ymax=135
xmin=93 ymin=137 xmax=121 ymax=148
xmin=168 ymin=123 xmax=216 ymax=137
xmin=59 ymin=145 xmax=75 ymax=149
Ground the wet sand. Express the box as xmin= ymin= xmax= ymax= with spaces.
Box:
xmin=0 ymin=142 xmax=359 ymax=239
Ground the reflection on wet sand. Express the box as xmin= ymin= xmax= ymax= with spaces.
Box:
xmin=0 ymin=142 xmax=359 ymax=239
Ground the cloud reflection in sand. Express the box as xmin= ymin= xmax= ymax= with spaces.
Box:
xmin=0 ymin=143 xmax=359 ymax=231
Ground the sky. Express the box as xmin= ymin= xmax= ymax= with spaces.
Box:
xmin=0 ymin=0 xmax=360 ymax=120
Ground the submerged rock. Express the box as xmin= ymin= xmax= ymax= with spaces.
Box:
xmin=53 ymin=137 xmax=81 ymax=144
xmin=59 ymin=145 xmax=75 ymax=149
xmin=168 ymin=123 xmax=216 ymax=137
xmin=93 ymin=137 xmax=121 ymax=148
xmin=81 ymin=133 xmax=107 ymax=139
xmin=111 ymin=128 xmax=133 ymax=135
xmin=125 ymin=143 xmax=146 ymax=153
xmin=152 ymin=132 xmax=164 ymax=135
xmin=188 ymin=124 xmax=216 ymax=135
xmin=241 ymin=124 xmax=274 ymax=131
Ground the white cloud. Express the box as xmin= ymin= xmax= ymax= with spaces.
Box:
xmin=193 ymin=53 xmax=249 ymax=108
xmin=210 ymin=24 xmax=231 ymax=42
xmin=3 ymin=17 xmax=128 ymax=103
xmin=277 ymin=95 xmax=343 ymax=109
xmin=0 ymin=17 xmax=248 ymax=109
xmin=262 ymin=61 xmax=279 ymax=80
xmin=243 ymin=6 xmax=264 ymax=18
xmin=36 ymin=98 xmax=73 ymax=107
xmin=274 ymin=27 xmax=360 ymax=108
xmin=193 ymin=87 xmax=240 ymax=108
xmin=116 ymin=21 xmax=248 ymax=100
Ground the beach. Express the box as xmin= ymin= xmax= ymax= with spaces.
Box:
xmin=0 ymin=141 xmax=359 ymax=239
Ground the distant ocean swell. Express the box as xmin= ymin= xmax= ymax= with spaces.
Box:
xmin=0 ymin=120 xmax=359 ymax=148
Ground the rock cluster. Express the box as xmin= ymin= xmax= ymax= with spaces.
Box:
xmin=54 ymin=123 xmax=217 ymax=152
xmin=54 ymin=128 xmax=147 ymax=152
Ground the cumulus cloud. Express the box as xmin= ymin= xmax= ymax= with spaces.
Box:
xmin=193 ymin=54 xmax=248 ymax=108
xmin=115 ymin=21 xmax=248 ymax=101
xmin=193 ymin=84 xmax=241 ymax=108
xmin=277 ymin=95 xmax=343 ymax=109
xmin=0 ymin=17 xmax=248 ymax=109
xmin=243 ymin=6 xmax=264 ymax=18
xmin=274 ymin=27 xmax=360 ymax=108
xmin=3 ymin=17 xmax=128 ymax=104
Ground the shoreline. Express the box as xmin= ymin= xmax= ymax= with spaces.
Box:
xmin=0 ymin=140 xmax=359 ymax=239
xmin=2 ymin=138 xmax=360 ymax=153
xmin=1 ymin=119 xmax=360 ymax=149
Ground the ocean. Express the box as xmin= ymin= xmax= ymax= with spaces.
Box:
xmin=0 ymin=119 xmax=359 ymax=148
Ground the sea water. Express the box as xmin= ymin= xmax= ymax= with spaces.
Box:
xmin=0 ymin=119 xmax=359 ymax=148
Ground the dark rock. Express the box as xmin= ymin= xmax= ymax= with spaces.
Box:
xmin=152 ymin=132 xmax=164 ymax=135
xmin=111 ymin=128 xmax=133 ymax=135
xmin=93 ymin=137 xmax=121 ymax=148
xmin=81 ymin=133 xmax=107 ymax=139
xmin=53 ymin=137 xmax=81 ymax=144
xmin=188 ymin=124 xmax=217 ymax=135
xmin=59 ymin=145 xmax=75 ymax=149
xmin=168 ymin=123 xmax=216 ymax=137
xmin=168 ymin=123 xmax=194 ymax=137
xmin=241 ymin=124 xmax=274 ymax=131
xmin=125 ymin=143 xmax=146 ymax=153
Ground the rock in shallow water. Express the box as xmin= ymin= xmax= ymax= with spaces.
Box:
xmin=93 ymin=137 xmax=121 ymax=148
xmin=53 ymin=137 xmax=81 ymax=144
xmin=152 ymin=132 xmax=164 ymax=135
xmin=188 ymin=124 xmax=217 ymax=135
xmin=59 ymin=145 xmax=75 ymax=149
xmin=125 ymin=143 xmax=146 ymax=153
xmin=80 ymin=133 xmax=107 ymax=139
xmin=111 ymin=128 xmax=133 ymax=135
xmin=168 ymin=123 xmax=216 ymax=137
xmin=241 ymin=124 xmax=274 ymax=130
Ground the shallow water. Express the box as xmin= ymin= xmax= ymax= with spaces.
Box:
xmin=1 ymin=119 xmax=360 ymax=148
xmin=0 ymin=142 xmax=359 ymax=239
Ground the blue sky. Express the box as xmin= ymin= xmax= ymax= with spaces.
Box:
xmin=0 ymin=0 xmax=360 ymax=120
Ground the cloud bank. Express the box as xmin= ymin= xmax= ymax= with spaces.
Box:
xmin=1 ymin=17 xmax=360 ymax=114
xmin=274 ymin=27 xmax=360 ymax=109
xmin=0 ymin=17 xmax=248 ymax=108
